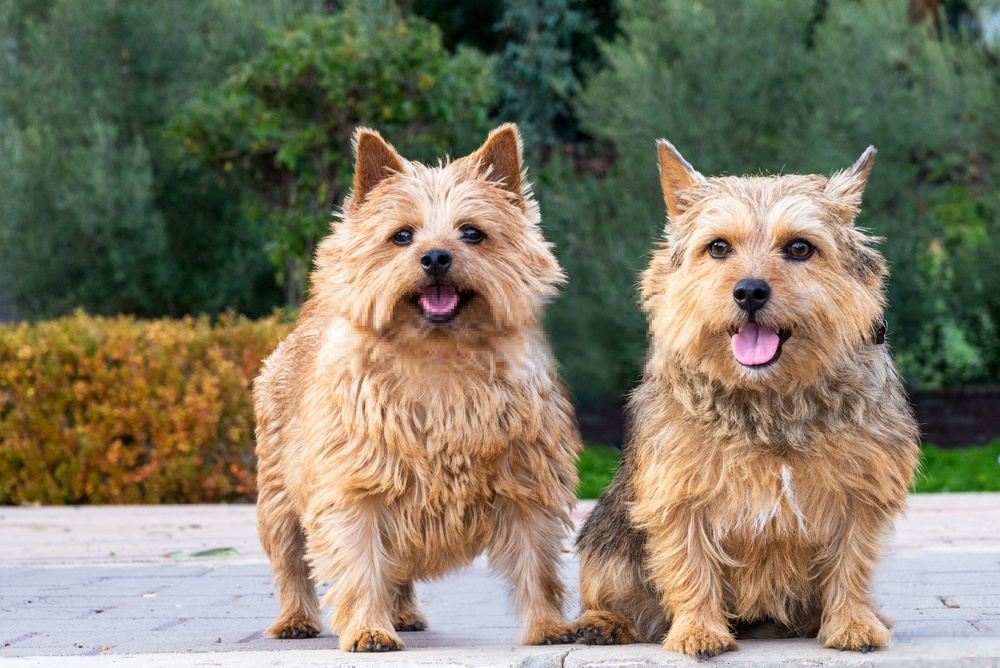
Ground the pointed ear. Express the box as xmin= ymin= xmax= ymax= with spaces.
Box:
xmin=657 ymin=139 xmax=703 ymax=222
xmin=471 ymin=123 xmax=524 ymax=201
xmin=825 ymin=145 xmax=876 ymax=204
xmin=349 ymin=128 xmax=404 ymax=208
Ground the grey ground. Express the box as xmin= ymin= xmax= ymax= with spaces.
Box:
xmin=1 ymin=494 xmax=999 ymax=666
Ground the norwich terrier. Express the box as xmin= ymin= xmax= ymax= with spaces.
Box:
xmin=573 ymin=141 xmax=920 ymax=658
xmin=252 ymin=124 xmax=581 ymax=653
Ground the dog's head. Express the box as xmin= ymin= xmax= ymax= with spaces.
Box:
xmin=312 ymin=124 xmax=563 ymax=340
xmin=642 ymin=141 xmax=887 ymax=388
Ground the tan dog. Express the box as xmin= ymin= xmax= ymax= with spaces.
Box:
xmin=253 ymin=124 xmax=581 ymax=652
xmin=574 ymin=141 xmax=919 ymax=658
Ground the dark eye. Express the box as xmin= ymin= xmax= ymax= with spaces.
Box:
xmin=785 ymin=239 xmax=814 ymax=260
xmin=708 ymin=239 xmax=733 ymax=258
xmin=391 ymin=228 xmax=413 ymax=246
xmin=460 ymin=226 xmax=485 ymax=244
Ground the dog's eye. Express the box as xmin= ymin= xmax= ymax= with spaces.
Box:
xmin=785 ymin=239 xmax=814 ymax=260
xmin=708 ymin=239 xmax=732 ymax=259
xmin=460 ymin=226 xmax=485 ymax=244
xmin=391 ymin=229 xmax=413 ymax=246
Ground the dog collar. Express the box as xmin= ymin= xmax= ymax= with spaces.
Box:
xmin=870 ymin=317 xmax=886 ymax=345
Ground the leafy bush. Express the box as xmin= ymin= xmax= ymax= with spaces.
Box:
xmin=0 ymin=313 xmax=289 ymax=504
xmin=0 ymin=0 xmax=320 ymax=319
xmin=0 ymin=120 xmax=172 ymax=318
xmin=171 ymin=6 xmax=497 ymax=304
xmin=411 ymin=0 xmax=618 ymax=153
xmin=492 ymin=0 xmax=588 ymax=152
xmin=539 ymin=157 xmax=654 ymax=401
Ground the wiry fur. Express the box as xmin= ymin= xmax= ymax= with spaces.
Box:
xmin=574 ymin=141 xmax=919 ymax=658
xmin=254 ymin=124 xmax=581 ymax=652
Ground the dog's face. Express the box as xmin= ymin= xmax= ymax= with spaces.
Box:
xmin=313 ymin=124 xmax=563 ymax=339
xmin=642 ymin=142 xmax=887 ymax=388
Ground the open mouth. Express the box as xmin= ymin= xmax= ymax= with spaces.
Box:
xmin=415 ymin=284 xmax=474 ymax=324
xmin=730 ymin=322 xmax=791 ymax=368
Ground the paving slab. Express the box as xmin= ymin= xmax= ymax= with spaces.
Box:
xmin=1 ymin=493 xmax=999 ymax=666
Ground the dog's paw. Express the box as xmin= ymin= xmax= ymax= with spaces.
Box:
xmin=342 ymin=627 xmax=404 ymax=653
xmin=265 ymin=616 xmax=321 ymax=640
xmin=393 ymin=609 xmax=428 ymax=632
xmin=573 ymin=610 xmax=639 ymax=645
xmin=821 ymin=617 xmax=890 ymax=653
xmin=664 ymin=624 xmax=736 ymax=660
xmin=524 ymin=620 xmax=576 ymax=646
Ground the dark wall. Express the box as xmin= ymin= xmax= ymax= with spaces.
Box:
xmin=909 ymin=386 xmax=1000 ymax=448
xmin=577 ymin=386 xmax=1000 ymax=450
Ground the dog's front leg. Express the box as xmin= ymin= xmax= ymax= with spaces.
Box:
xmin=816 ymin=505 xmax=891 ymax=652
xmin=304 ymin=498 xmax=404 ymax=653
xmin=487 ymin=498 xmax=576 ymax=645
xmin=646 ymin=510 xmax=737 ymax=659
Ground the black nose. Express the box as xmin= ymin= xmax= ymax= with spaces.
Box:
xmin=733 ymin=278 xmax=770 ymax=314
xmin=420 ymin=248 xmax=452 ymax=276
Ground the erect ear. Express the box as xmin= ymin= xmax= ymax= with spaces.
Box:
xmin=656 ymin=139 xmax=704 ymax=222
xmin=470 ymin=123 xmax=524 ymax=202
xmin=349 ymin=127 xmax=405 ymax=209
xmin=825 ymin=146 xmax=876 ymax=216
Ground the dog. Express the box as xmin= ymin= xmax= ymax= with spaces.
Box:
xmin=573 ymin=141 xmax=920 ymax=658
xmin=252 ymin=124 xmax=581 ymax=652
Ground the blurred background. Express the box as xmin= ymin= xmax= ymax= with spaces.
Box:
xmin=1 ymin=0 xmax=999 ymax=502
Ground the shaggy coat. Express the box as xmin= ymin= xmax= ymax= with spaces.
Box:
xmin=574 ymin=142 xmax=920 ymax=659
xmin=254 ymin=124 xmax=581 ymax=653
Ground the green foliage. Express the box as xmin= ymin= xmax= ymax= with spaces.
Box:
xmin=0 ymin=120 xmax=171 ymax=317
xmin=493 ymin=0 xmax=588 ymax=152
xmin=797 ymin=1 xmax=1000 ymax=387
xmin=412 ymin=0 xmax=617 ymax=152
xmin=0 ymin=0 xmax=322 ymax=319
xmin=5 ymin=0 xmax=998 ymax=398
xmin=171 ymin=8 xmax=497 ymax=304
xmin=577 ymin=443 xmax=620 ymax=499
xmin=914 ymin=441 xmax=1000 ymax=493
xmin=539 ymin=157 xmax=653 ymax=400
xmin=546 ymin=0 xmax=1000 ymax=395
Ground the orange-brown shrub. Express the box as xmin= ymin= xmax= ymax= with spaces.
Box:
xmin=0 ymin=312 xmax=290 ymax=504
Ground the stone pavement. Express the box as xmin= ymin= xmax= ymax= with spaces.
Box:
xmin=1 ymin=494 xmax=999 ymax=667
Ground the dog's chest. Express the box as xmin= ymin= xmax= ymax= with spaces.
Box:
xmin=722 ymin=463 xmax=815 ymax=543
xmin=418 ymin=444 xmax=499 ymax=507
xmin=383 ymin=382 xmax=540 ymax=501
xmin=715 ymin=461 xmax=838 ymax=620
xmin=390 ymin=425 xmax=509 ymax=577
xmin=326 ymin=366 xmax=551 ymax=562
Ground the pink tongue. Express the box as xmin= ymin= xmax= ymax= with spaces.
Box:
xmin=731 ymin=322 xmax=781 ymax=366
xmin=419 ymin=285 xmax=459 ymax=316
